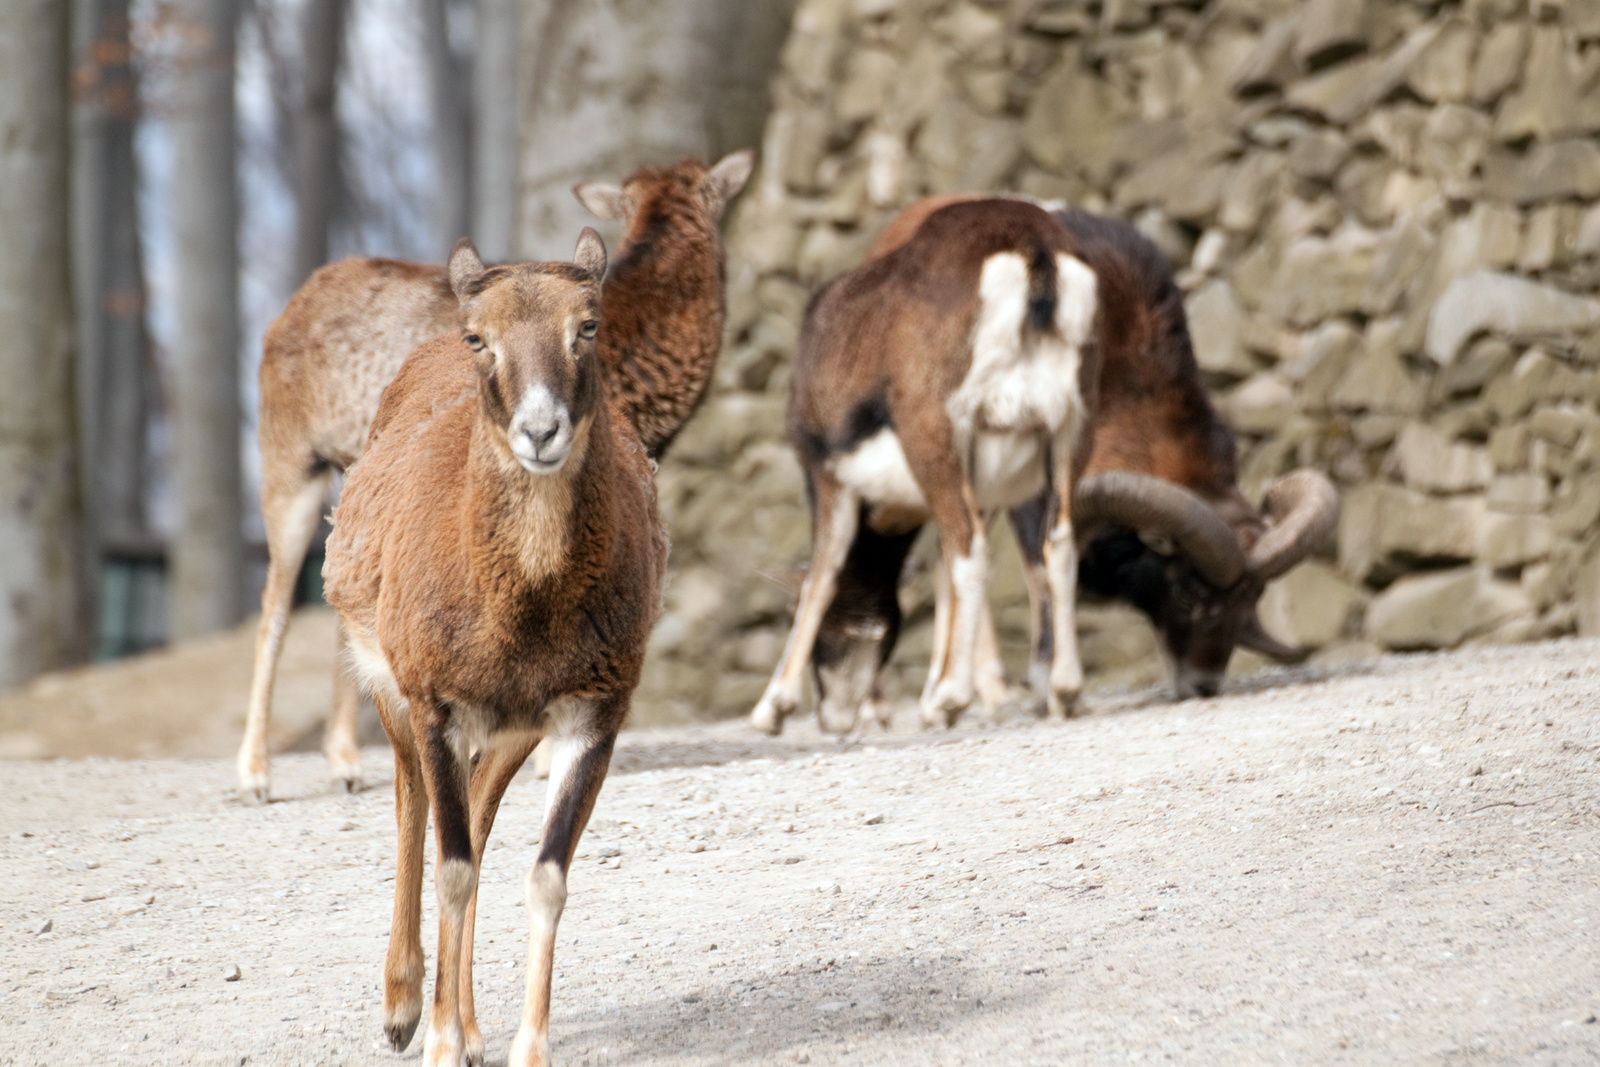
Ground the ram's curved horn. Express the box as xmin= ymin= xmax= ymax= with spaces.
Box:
xmin=1238 ymin=610 xmax=1311 ymax=664
xmin=1073 ymin=471 xmax=1246 ymax=589
xmin=1246 ymin=469 xmax=1340 ymax=581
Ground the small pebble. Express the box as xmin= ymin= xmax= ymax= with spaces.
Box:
xmin=338 ymin=822 xmax=357 ymax=832
xmin=863 ymin=814 xmax=885 ymax=826
xmin=782 ymin=856 xmax=804 ymax=865
xmin=223 ymin=964 xmax=242 ymax=982
xmin=35 ymin=918 xmax=52 ymax=935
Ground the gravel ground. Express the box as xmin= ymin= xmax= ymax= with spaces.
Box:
xmin=3 ymin=639 xmax=1600 ymax=1066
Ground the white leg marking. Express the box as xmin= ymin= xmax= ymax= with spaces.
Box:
xmin=238 ymin=471 xmax=330 ymax=801
xmin=752 ymin=489 xmax=859 ymax=734
xmin=1043 ymin=520 xmax=1082 ymax=719
xmin=924 ymin=538 xmax=987 ymax=727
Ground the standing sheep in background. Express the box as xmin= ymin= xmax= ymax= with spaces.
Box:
xmin=239 ymin=151 xmax=751 ymax=802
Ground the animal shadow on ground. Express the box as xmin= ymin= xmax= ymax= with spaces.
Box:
xmin=527 ymin=952 xmax=1027 ymax=1066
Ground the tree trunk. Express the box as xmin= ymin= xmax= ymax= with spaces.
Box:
xmin=515 ymin=0 xmax=799 ymax=258
xmin=0 ymin=0 xmax=90 ymax=686
xmin=423 ymin=0 xmax=471 ymax=257
xmin=472 ymin=0 xmax=519 ymax=260
xmin=292 ymin=0 xmax=346 ymax=286
xmin=71 ymin=0 xmax=151 ymax=556
xmin=167 ymin=0 xmax=244 ymax=640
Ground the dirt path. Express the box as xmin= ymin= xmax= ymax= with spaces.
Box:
xmin=3 ymin=639 xmax=1599 ymax=1066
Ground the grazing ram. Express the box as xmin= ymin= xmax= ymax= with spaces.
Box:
xmin=765 ymin=195 xmax=1338 ymax=733
xmin=750 ymin=197 xmax=1102 ymax=734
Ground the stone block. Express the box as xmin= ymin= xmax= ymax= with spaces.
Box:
xmin=1484 ymin=349 xmax=1596 ymax=420
xmin=1022 ymin=59 xmax=1127 ymax=182
xmin=1478 ymin=512 xmax=1553 ymax=568
xmin=1338 ymin=483 xmax=1483 ymax=584
xmin=1392 ymin=422 xmax=1491 ymax=493
xmin=1517 ymin=205 xmax=1582 ymax=273
xmin=1286 ymin=129 xmax=1351 ymax=182
xmin=1488 ymin=424 xmax=1528 ymax=472
xmin=1257 ymin=560 xmax=1362 ymax=648
xmin=1493 ymin=27 xmax=1600 ymax=141
xmin=1578 ymin=549 xmax=1600 ymax=637
xmin=916 ymin=99 xmax=1021 ymax=192
xmin=1528 ymin=405 xmax=1592 ymax=448
xmin=1470 ymin=20 xmax=1528 ymax=104
xmin=1364 ymin=566 xmax=1528 ymax=649
xmin=1286 ymin=23 xmax=1440 ymax=123
xmin=834 ymin=48 xmax=899 ymax=124
xmin=1227 ymin=373 xmax=1296 ymax=435
xmin=1436 ymin=337 xmax=1514 ymax=398
xmin=1185 ymin=280 xmax=1254 ymax=379
xmin=1482 ymin=140 xmax=1600 ymax=204
xmin=1220 ymin=151 xmax=1286 ymax=232
xmin=1287 ymin=319 xmax=1362 ymax=410
xmin=1425 ymin=272 xmax=1600 ymax=366
xmin=1329 ymin=324 xmax=1427 ymax=415
xmin=1363 ymin=218 xmax=1435 ymax=318
xmin=667 ymin=394 xmax=787 ymax=466
xmin=1551 ymin=476 xmax=1600 ymax=538
xmin=1295 ymin=0 xmax=1368 ymax=68
xmin=1408 ymin=16 xmax=1477 ymax=102
xmin=1487 ymin=472 xmax=1550 ymax=514
xmin=1575 ymin=204 xmax=1600 ymax=258
xmin=1234 ymin=15 xmax=1301 ymax=94
xmin=1417 ymin=104 xmax=1491 ymax=183
xmin=1269 ymin=228 xmax=1384 ymax=327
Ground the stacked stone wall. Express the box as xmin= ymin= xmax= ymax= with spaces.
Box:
xmin=633 ymin=0 xmax=1600 ymax=724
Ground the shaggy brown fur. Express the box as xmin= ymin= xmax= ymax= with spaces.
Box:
xmin=805 ymin=197 xmax=1335 ymax=723
xmin=752 ymin=198 xmax=1102 ymax=734
xmin=324 ymin=233 xmax=665 ymax=1067
xmin=237 ymin=151 xmax=749 ymax=802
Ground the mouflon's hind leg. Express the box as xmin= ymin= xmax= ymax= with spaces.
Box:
xmin=238 ymin=465 xmax=331 ymax=801
xmin=414 ymin=698 xmax=480 ymax=1067
xmin=458 ymin=735 xmax=539 ymax=1066
xmin=1043 ymin=437 xmax=1082 ymax=719
xmin=324 ymin=621 xmax=363 ymax=791
xmin=751 ymin=474 xmax=859 ymax=735
xmin=508 ymin=706 xmax=620 ymax=1067
xmin=376 ymin=691 xmax=426 ymax=1053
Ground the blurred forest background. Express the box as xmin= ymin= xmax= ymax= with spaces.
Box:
xmin=11 ymin=0 xmax=1600 ymax=758
xmin=0 ymin=0 xmax=797 ymax=692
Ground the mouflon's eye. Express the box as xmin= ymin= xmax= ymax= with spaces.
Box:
xmin=464 ymin=333 xmax=485 ymax=351
xmin=579 ymin=320 xmax=599 ymax=340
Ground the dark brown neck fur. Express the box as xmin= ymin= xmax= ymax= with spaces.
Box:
xmin=597 ymin=169 xmax=724 ymax=459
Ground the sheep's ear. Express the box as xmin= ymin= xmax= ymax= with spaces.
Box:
xmin=573 ymin=181 xmax=632 ymax=222
xmin=573 ymin=227 xmax=607 ymax=279
xmin=447 ymin=238 xmax=484 ymax=302
xmin=706 ymin=149 xmax=756 ymax=214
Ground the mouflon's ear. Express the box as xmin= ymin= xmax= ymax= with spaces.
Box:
xmin=447 ymin=238 xmax=485 ymax=302
xmin=707 ymin=149 xmax=756 ymax=210
xmin=573 ymin=181 xmax=632 ymax=222
xmin=573 ymin=227 xmax=607 ymax=280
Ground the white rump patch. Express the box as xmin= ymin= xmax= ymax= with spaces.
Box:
xmin=832 ymin=427 xmax=1048 ymax=515
xmin=344 ymin=628 xmax=403 ymax=710
xmin=832 ymin=429 xmax=926 ymax=511
xmin=947 ymin=250 xmax=1095 ymax=440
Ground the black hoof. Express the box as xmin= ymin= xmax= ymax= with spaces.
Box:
xmin=385 ymin=1015 xmax=420 ymax=1052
